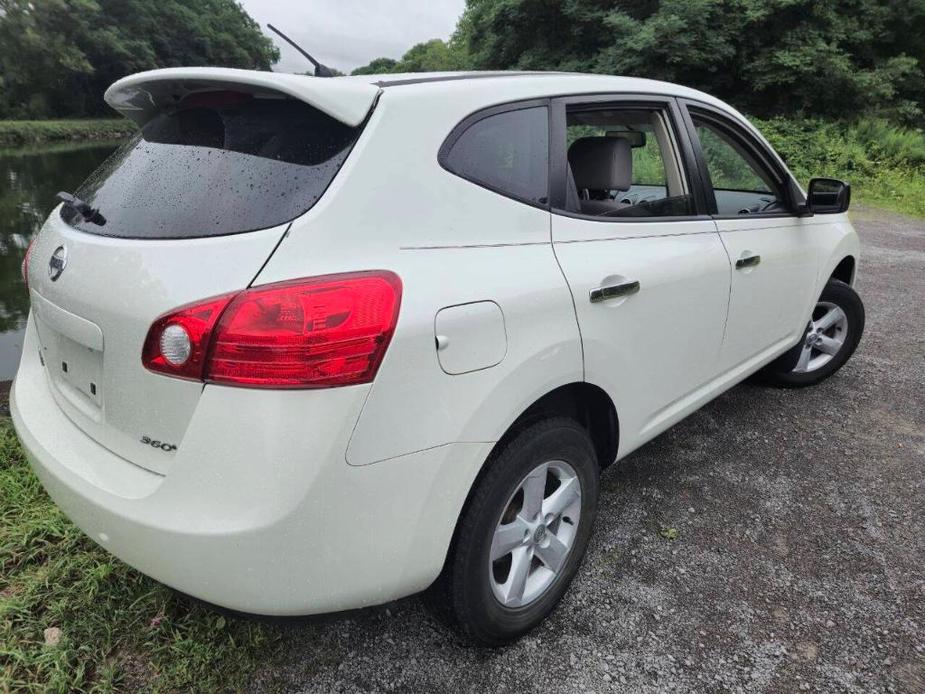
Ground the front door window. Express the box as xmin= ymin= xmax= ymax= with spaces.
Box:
xmin=690 ymin=116 xmax=787 ymax=216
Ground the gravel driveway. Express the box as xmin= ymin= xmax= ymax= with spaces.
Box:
xmin=251 ymin=208 xmax=924 ymax=694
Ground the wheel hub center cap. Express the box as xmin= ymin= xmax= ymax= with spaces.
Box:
xmin=533 ymin=525 xmax=548 ymax=544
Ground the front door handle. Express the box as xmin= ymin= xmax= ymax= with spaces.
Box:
xmin=590 ymin=280 xmax=640 ymax=303
xmin=735 ymin=253 xmax=761 ymax=269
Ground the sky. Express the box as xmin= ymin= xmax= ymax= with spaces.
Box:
xmin=239 ymin=0 xmax=466 ymax=75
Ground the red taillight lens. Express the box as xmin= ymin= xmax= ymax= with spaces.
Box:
xmin=207 ymin=271 xmax=402 ymax=387
xmin=142 ymin=271 xmax=402 ymax=389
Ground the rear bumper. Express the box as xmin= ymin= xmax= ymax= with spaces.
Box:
xmin=11 ymin=319 xmax=490 ymax=615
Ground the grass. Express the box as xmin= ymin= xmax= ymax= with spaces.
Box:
xmin=850 ymin=167 xmax=925 ymax=218
xmin=755 ymin=116 xmax=925 ymax=218
xmin=0 ymin=139 xmax=127 ymax=158
xmin=0 ymin=418 xmax=281 ymax=692
xmin=0 ymin=120 xmax=135 ymax=147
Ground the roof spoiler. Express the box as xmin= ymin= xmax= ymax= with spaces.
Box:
xmin=104 ymin=67 xmax=380 ymax=128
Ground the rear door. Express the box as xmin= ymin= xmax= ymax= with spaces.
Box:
xmin=550 ymin=95 xmax=731 ymax=453
xmin=680 ymin=103 xmax=818 ymax=372
xmin=25 ymin=75 xmax=372 ymax=474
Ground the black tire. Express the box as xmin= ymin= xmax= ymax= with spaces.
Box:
xmin=762 ymin=278 xmax=864 ymax=387
xmin=432 ymin=417 xmax=600 ymax=646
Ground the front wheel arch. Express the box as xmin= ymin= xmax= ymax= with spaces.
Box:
xmin=762 ymin=278 xmax=864 ymax=388
xmin=831 ymin=255 xmax=856 ymax=286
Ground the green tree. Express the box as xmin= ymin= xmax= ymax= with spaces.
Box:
xmin=351 ymin=38 xmax=469 ymax=76
xmin=456 ymin=0 xmax=925 ymax=124
xmin=395 ymin=38 xmax=467 ymax=72
xmin=351 ymin=57 xmax=399 ymax=75
xmin=0 ymin=0 xmax=279 ymax=118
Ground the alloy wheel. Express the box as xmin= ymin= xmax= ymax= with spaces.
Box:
xmin=488 ymin=460 xmax=582 ymax=608
xmin=793 ymin=300 xmax=849 ymax=373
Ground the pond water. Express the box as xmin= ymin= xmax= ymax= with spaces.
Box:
xmin=0 ymin=141 xmax=119 ymax=381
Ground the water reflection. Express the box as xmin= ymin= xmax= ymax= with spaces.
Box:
xmin=0 ymin=141 xmax=119 ymax=380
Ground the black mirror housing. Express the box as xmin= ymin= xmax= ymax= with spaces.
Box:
xmin=808 ymin=177 xmax=851 ymax=214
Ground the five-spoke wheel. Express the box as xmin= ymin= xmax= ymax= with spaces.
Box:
xmin=489 ymin=461 xmax=582 ymax=607
xmin=434 ymin=417 xmax=599 ymax=645
xmin=763 ymin=278 xmax=864 ymax=387
xmin=792 ymin=300 xmax=849 ymax=373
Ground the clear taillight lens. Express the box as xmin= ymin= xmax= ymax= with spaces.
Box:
xmin=142 ymin=294 xmax=235 ymax=381
xmin=142 ymin=271 xmax=402 ymax=388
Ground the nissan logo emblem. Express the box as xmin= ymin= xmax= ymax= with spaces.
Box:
xmin=48 ymin=245 xmax=68 ymax=281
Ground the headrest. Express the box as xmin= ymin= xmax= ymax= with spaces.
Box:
xmin=568 ymin=136 xmax=632 ymax=191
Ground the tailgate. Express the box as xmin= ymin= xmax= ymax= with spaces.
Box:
xmin=23 ymin=67 xmax=377 ymax=474
xmin=27 ymin=213 xmax=287 ymax=474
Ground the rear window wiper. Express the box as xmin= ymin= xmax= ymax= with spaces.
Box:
xmin=56 ymin=191 xmax=106 ymax=226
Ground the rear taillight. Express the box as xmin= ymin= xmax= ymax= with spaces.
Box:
xmin=21 ymin=237 xmax=35 ymax=289
xmin=142 ymin=271 xmax=402 ymax=388
xmin=142 ymin=294 xmax=235 ymax=381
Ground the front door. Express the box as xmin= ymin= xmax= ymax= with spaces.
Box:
xmin=549 ymin=96 xmax=731 ymax=455
xmin=682 ymin=104 xmax=819 ymax=372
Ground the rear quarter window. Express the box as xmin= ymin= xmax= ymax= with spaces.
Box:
xmin=61 ymin=95 xmax=362 ymax=239
xmin=442 ymin=106 xmax=549 ymax=206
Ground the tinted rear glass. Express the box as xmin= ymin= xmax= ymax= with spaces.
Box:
xmin=61 ymin=95 xmax=361 ymax=239
xmin=443 ymin=106 xmax=548 ymax=205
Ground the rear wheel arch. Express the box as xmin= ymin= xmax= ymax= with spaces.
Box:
xmin=463 ymin=382 xmax=619 ymax=510
xmin=497 ymin=382 xmax=620 ymax=470
xmin=438 ymin=382 xmax=617 ymax=570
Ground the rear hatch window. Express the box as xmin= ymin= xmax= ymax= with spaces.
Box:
xmin=62 ymin=93 xmax=361 ymax=239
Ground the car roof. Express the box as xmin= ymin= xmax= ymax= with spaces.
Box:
xmin=337 ymin=70 xmax=788 ymax=183
xmin=337 ymin=70 xmax=730 ymax=109
xmin=334 ymin=70 xmax=769 ymax=153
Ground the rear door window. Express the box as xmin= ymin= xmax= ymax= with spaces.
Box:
xmin=442 ymin=106 xmax=549 ymax=206
xmin=560 ymin=106 xmax=694 ymax=218
xmin=61 ymin=94 xmax=362 ymax=239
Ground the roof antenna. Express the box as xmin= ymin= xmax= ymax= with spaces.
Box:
xmin=267 ymin=23 xmax=336 ymax=77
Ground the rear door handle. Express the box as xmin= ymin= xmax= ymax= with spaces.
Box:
xmin=590 ymin=280 xmax=640 ymax=303
xmin=735 ymin=253 xmax=761 ymax=269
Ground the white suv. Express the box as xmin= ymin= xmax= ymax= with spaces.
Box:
xmin=12 ymin=69 xmax=864 ymax=645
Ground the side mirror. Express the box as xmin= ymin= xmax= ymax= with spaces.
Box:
xmin=808 ymin=177 xmax=851 ymax=214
